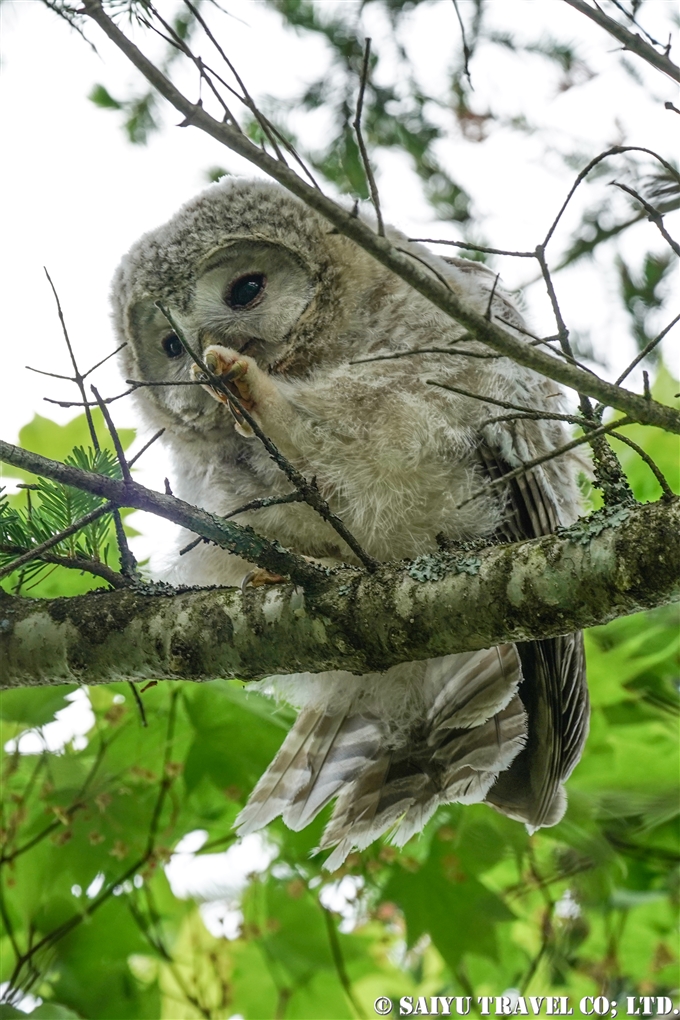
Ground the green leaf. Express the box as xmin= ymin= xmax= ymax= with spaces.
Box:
xmin=382 ymin=838 xmax=514 ymax=970
xmin=88 ymin=84 xmax=123 ymax=110
xmin=27 ymin=1005 xmax=83 ymax=1019
xmin=183 ymin=682 xmax=291 ymax=798
xmin=18 ymin=412 xmax=134 ymax=474
xmin=0 ymin=687 xmax=75 ymax=727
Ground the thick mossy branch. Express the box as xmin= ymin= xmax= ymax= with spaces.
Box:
xmin=1 ymin=499 xmax=678 ymax=688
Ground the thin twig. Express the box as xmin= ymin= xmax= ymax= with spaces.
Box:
xmin=563 ymin=0 xmax=680 ymax=84
xmin=531 ymin=245 xmax=633 ymax=504
xmin=351 ymin=346 xmax=501 ymax=365
xmin=543 ymin=145 xmax=680 ymax=249
xmin=609 ymin=430 xmax=675 ymax=498
xmin=610 ymin=180 xmax=680 ymax=257
xmin=484 ymin=273 xmax=500 ymax=320
xmin=128 ymin=428 xmax=166 ymax=469
xmin=44 ymin=268 xmax=99 ymax=451
xmin=43 ymin=385 xmax=139 ymax=408
xmin=409 ymin=237 xmax=535 ymax=258
xmin=183 ymin=0 xmax=322 ymax=191
xmin=481 ymin=412 xmax=587 ymax=427
xmin=177 ymin=0 xmax=287 ymax=162
xmin=224 ymin=490 xmax=306 ymax=519
xmin=77 ymin=2 xmax=680 ymax=437
xmin=608 ymin=0 xmax=664 ymax=49
xmin=91 ymin=386 xmax=138 ymax=578
xmin=0 ymin=544 xmax=127 ymax=588
xmin=144 ymin=0 xmax=238 ymax=131
xmin=322 ymin=907 xmax=366 ymax=1019
xmin=421 ymin=380 xmax=570 ymax=416
xmin=395 ymin=246 xmax=454 ymax=292
xmin=452 ymin=0 xmax=473 ymax=87
xmin=0 ymin=438 xmax=322 ymax=587
xmin=178 ymin=490 xmax=305 ymax=554
xmin=91 ymin=387 xmax=132 ymax=484
xmin=179 ymin=536 xmax=203 ymax=556
xmin=451 ymin=418 xmax=634 ymax=510
xmin=25 ymin=365 xmax=73 ymax=381
xmin=82 ymin=343 xmax=128 ymax=379
xmin=430 ymin=382 xmax=635 ymax=508
xmin=354 ymin=39 xmax=384 ymax=236
xmin=127 ymin=681 xmax=148 ymax=728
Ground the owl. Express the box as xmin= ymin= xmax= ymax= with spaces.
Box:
xmin=113 ymin=178 xmax=588 ymax=869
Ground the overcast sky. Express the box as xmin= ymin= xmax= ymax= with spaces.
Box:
xmin=1 ymin=0 xmax=677 ymax=536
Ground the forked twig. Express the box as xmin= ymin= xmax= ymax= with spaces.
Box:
xmin=43 ymin=268 xmax=100 ymax=452
xmin=610 ymin=180 xmax=680 ymax=257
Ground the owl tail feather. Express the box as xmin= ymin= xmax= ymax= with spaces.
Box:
xmin=235 ymin=645 xmax=527 ymax=869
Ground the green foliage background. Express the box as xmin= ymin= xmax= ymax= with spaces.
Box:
xmin=1 ymin=380 xmax=678 ymax=1018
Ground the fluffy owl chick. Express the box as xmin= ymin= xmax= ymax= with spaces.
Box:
xmin=112 ymin=177 xmax=589 ymax=868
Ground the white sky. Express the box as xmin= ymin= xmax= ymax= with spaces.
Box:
xmin=0 ymin=0 xmax=678 ymax=537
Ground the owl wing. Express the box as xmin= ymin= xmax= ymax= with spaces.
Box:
xmin=476 ymin=439 xmax=589 ymax=830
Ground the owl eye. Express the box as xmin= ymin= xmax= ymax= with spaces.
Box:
xmin=227 ymin=273 xmax=266 ymax=309
xmin=161 ymin=332 xmax=184 ymax=359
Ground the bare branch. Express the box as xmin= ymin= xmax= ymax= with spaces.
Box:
xmin=223 ymin=490 xmax=305 ymax=520
xmin=408 ymin=238 xmax=535 ymax=258
xmin=352 ymin=346 xmax=501 ymax=365
xmin=0 ymin=439 xmax=322 ymax=588
xmin=44 ymin=268 xmax=99 ymax=451
xmin=610 ymin=180 xmax=680 ymax=257
xmin=563 ymin=0 xmax=680 ymax=84
xmin=614 ymin=312 xmax=680 ymax=389
xmin=609 ymin=431 xmax=675 ymax=499
xmin=353 ymin=39 xmax=384 ymax=236
xmin=127 ymin=428 xmax=166 ymax=468
xmin=1 ymin=547 xmax=127 ymax=589
xmin=542 ymin=145 xmax=679 ymax=249
xmin=90 ymin=386 xmax=138 ymax=578
xmin=82 ymin=342 xmax=128 ymax=379
xmin=451 ymin=0 xmax=473 ymax=88
xmin=44 ymin=385 xmax=138 ymax=408
xmin=74 ymin=4 xmax=680 ymax=436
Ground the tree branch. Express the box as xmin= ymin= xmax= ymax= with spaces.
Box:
xmin=77 ymin=0 xmax=680 ymax=437
xmin=563 ymin=0 xmax=680 ymax=84
xmin=0 ymin=440 xmax=322 ymax=588
xmin=2 ymin=498 xmax=678 ymax=688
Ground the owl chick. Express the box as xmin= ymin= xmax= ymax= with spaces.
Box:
xmin=113 ymin=178 xmax=588 ymax=869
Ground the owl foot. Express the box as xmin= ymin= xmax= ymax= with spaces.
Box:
xmin=241 ymin=568 xmax=286 ymax=594
xmin=194 ymin=344 xmax=292 ymax=442
xmin=193 ymin=345 xmax=257 ymax=411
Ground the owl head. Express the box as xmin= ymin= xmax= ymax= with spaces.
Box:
xmin=111 ymin=177 xmax=398 ymax=436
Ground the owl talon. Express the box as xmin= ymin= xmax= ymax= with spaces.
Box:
xmin=241 ymin=568 xmax=286 ymax=594
xmin=195 ymin=345 xmax=256 ymax=412
xmin=224 ymin=361 xmax=248 ymax=382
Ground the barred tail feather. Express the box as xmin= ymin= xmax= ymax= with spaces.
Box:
xmin=236 ymin=645 xmax=530 ymax=868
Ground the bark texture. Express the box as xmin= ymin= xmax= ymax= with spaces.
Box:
xmin=2 ymin=498 xmax=678 ymax=688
